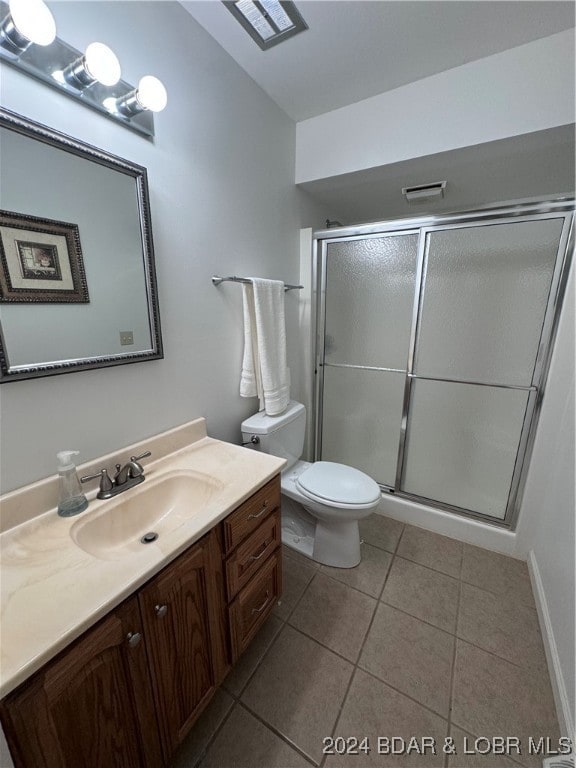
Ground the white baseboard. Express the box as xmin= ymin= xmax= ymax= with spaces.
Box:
xmin=528 ymin=550 xmax=574 ymax=739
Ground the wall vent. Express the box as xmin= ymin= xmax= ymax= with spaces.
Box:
xmin=402 ymin=181 xmax=447 ymax=202
xmin=223 ymin=0 xmax=308 ymax=50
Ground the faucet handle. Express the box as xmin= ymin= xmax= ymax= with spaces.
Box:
xmin=81 ymin=468 xmax=113 ymax=494
xmin=132 ymin=451 xmax=151 ymax=462
xmin=128 ymin=450 xmax=151 ymax=478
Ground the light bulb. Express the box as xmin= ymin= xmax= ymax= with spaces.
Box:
xmin=84 ymin=42 xmax=121 ymax=86
xmin=136 ymin=76 xmax=167 ymax=112
xmin=6 ymin=0 xmax=55 ymax=47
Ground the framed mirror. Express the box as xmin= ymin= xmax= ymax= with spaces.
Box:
xmin=0 ymin=108 xmax=163 ymax=382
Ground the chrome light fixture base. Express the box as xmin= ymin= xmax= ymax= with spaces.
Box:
xmin=0 ymin=1 xmax=156 ymax=138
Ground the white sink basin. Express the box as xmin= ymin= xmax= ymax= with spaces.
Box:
xmin=71 ymin=470 xmax=223 ymax=560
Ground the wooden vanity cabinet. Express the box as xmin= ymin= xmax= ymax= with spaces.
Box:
xmin=0 ymin=475 xmax=281 ymax=768
xmin=139 ymin=528 xmax=228 ymax=762
xmin=0 ymin=596 xmax=163 ymax=768
xmin=222 ymin=476 xmax=282 ymax=662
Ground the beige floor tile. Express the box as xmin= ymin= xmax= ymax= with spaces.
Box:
xmin=321 ymin=543 xmax=393 ymax=598
xmin=397 ymin=526 xmax=463 ymax=578
xmin=359 ymin=514 xmax=404 ymax=553
xmin=359 ymin=603 xmax=454 ymax=716
xmin=447 ymin=726 xmax=524 ymax=768
xmin=325 ymin=669 xmax=447 ymax=767
xmin=171 ymin=688 xmax=234 ymax=768
xmin=458 ymin=583 xmax=546 ymax=670
xmin=223 ymin=615 xmax=284 ymax=697
xmin=452 ymin=640 xmax=559 ymax=768
xmin=241 ymin=625 xmax=353 ymax=763
xmin=461 ymin=545 xmax=534 ymax=607
xmin=273 ymin=551 xmax=317 ymax=621
xmin=200 ymin=704 xmax=310 ymax=768
xmin=382 ymin=556 xmax=459 ymax=632
xmin=282 ymin=544 xmax=321 ymax=569
xmin=289 ymin=572 xmax=377 ymax=661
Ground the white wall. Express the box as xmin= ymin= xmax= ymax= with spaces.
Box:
xmin=296 ymin=29 xmax=575 ymax=184
xmin=516 ymin=264 xmax=575 ymax=737
xmin=0 ymin=1 xmax=331 ymax=493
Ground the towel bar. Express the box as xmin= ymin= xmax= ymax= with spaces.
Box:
xmin=212 ymin=275 xmax=303 ymax=291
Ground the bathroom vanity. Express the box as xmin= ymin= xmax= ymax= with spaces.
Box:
xmin=0 ymin=420 xmax=284 ymax=767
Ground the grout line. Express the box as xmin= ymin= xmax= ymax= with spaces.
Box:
xmin=444 ymin=576 xmax=462 ymax=768
xmin=318 ymin=526 xmax=406 ymax=768
xmin=451 ymin=635 xmax=547 ymax=673
xmin=238 ymin=700 xmax=319 ymax=766
xmin=378 ymin=599 xmax=457 ymax=639
xmin=188 ymin=697 xmax=238 ymax=768
xmin=448 ymin=722 xmax=534 ymax=768
xmin=224 ymin=617 xmax=286 ymax=700
xmin=390 ymin=552 xmax=462 ymax=582
xmin=355 ymin=661 xmax=453 ymax=724
xmin=459 ymin=575 xmax=538 ymax=612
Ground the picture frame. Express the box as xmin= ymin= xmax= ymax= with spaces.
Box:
xmin=0 ymin=210 xmax=89 ymax=303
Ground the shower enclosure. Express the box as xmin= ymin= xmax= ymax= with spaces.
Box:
xmin=314 ymin=199 xmax=574 ymax=528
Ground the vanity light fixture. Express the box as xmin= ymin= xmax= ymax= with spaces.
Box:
xmin=0 ymin=0 xmax=166 ymax=138
xmin=106 ymin=75 xmax=168 ymax=116
xmin=56 ymin=42 xmax=121 ymax=89
xmin=224 ymin=0 xmax=308 ymax=51
xmin=0 ymin=0 xmax=55 ymax=55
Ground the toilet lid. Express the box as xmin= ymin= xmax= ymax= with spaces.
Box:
xmin=296 ymin=461 xmax=381 ymax=506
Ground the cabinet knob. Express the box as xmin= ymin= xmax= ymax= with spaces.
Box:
xmin=155 ymin=604 xmax=168 ymax=618
xmin=126 ymin=631 xmax=142 ymax=648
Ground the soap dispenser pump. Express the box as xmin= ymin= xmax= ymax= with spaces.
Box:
xmin=57 ymin=450 xmax=89 ymax=517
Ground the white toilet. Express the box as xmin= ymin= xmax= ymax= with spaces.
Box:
xmin=241 ymin=401 xmax=381 ymax=568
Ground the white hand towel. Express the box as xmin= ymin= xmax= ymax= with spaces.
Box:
xmin=240 ymin=278 xmax=290 ymax=416
xmin=240 ymin=283 xmax=262 ymax=400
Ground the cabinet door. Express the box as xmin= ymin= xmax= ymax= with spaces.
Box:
xmin=138 ymin=531 xmax=220 ymax=760
xmin=0 ymin=597 xmax=162 ymax=768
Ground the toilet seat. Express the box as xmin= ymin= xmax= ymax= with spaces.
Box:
xmin=296 ymin=461 xmax=381 ymax=510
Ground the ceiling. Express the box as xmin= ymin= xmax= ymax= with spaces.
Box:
xmin=182 ymin=1 xmax=575 ymax=122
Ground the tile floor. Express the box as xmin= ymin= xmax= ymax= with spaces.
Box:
xmin=170 ymin=515 xmax=560 ymax=768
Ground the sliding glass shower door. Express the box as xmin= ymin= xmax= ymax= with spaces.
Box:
xmin=316 ymin=203 xmax=573 ymax=526
xmin=320 ymin=232 xmax=418 ymax=487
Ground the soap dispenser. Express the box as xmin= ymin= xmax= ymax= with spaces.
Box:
xmin=57 ymin=450 xmax=89 ymax=517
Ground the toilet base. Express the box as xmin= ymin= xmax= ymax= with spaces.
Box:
xmin=313 ymin=519 xmax=361 ymax=568
xmin=280 ymin=495 xmax=361 ymax=569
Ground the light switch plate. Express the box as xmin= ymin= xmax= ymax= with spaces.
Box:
xmin=120 ymin=331 xmax=134 ymax=346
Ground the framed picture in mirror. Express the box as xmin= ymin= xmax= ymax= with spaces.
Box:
xmin=0 ymin=210 xmax=89 ymax=303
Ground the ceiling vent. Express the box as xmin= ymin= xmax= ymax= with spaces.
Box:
xmin=223 ymin=0 xmax=308 ymax=50
xmin=402 ymin=181 xmax=447 ymax=203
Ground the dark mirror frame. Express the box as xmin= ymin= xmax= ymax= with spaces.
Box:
xmin=0 ymin=108 xmax=163 ymax=382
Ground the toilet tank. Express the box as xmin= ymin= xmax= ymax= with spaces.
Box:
xmin=241 ymin=401 xmax=306 ymax=470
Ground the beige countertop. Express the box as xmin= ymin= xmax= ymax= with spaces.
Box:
xmin=0 ymin=418 xmax=285 ymax=699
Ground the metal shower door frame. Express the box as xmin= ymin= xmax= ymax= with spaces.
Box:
xmin=313 ymin=198 xmax=574 ymax=530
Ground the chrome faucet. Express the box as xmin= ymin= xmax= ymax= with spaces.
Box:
xmin=81 ymin=451 xmax=151 ymax=499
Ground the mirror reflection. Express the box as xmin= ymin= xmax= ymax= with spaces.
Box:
xmin=0 ymin=109 xmax=163 ymax=382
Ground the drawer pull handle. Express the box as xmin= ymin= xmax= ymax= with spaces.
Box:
xmin=251 ymin=590 xmax=271 ymax=615
xmin=248 ymin=540 xmax=270 ymax=563
xmin=248 ymin=502 xmax=268 ymax=520
xmin=155 ymin=604 xmax=168 ymax=618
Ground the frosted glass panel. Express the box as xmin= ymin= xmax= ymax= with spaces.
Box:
xmin=414 ymin=218 xmax=562 ymax=385
xmin=402 ymin=380 xmax=530 ymax=519
xmin=321 ymin=366 xmax=405 ymax=486
xmin=325 ymin=234 xmax=418 ymax=368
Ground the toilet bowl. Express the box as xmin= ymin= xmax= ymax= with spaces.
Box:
xmin=241 ymin=401 xmax=381 ymax=568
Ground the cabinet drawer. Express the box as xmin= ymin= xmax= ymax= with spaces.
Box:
xmin=226 ymin=509 xmax=280 ymax=601
xmin=228 ymin=550 xmax=281 ymax=661
xmin=222 ymin=477 xmax=280 ymax=554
